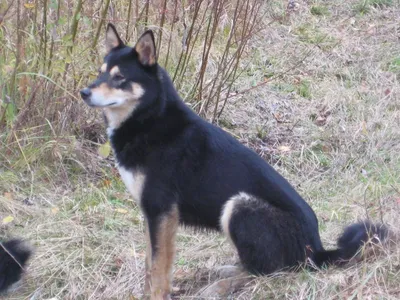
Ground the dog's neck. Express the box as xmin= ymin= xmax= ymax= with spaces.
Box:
xmin=104 ymin=104 xmax=137 ymax=138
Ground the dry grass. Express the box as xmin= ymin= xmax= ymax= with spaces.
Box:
xmin=1 ymin=0 xmax=400 ymax=299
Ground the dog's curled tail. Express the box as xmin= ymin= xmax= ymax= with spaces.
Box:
xmin=313 ymin=221 xmax=389 ymax=268
xmin=0 ymin=239 xmax=32 ymax=293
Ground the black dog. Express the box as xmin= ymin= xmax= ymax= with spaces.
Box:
xmin=0 ymin=239 xmax=32 ymax=293
xmin=80 ymin=24 xmax=388 ymax=299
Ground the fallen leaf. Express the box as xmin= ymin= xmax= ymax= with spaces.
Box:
xmin=278 ymin=145 xmax=291 ymax=152
xmin=273 ymin=113 xmax=282 ymax=121
xmin=113 ymin=192 xmax=126 ymax=200
xmin=321 ymin=145 xmax=331 ymax=153
xmin=2 ymin=215 xmax=14 ymax=225
xmin=114 ymin=257 xmax=124 ymax=267
xmin=98 ymin=141 xmax=111 ymax=158
xmin=115 ymin=208 xmax=128 ymax=214
xmin=367 ymin=24 xmax=376 ymax=35
xmin=4 ymin=192 xmax=13 ymax=200
xmin=102 ymin=179 xmax=112 ymax=187
xmin=174 ymin=268 xmax=190 ymax=280
xmin=134 ymin=251 xmax=146 ymax=258
xmin=24 ymin=3 xmax=36 ymax=9
xmin=315 ymin=116 xmax=326 ymax=126
xmin=361 ymin=121 xmax=368 ymax=135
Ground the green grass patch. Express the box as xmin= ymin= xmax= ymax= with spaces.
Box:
xmin=295 ymin=24 xmax=338 ymax=50
xmin=310 ymin=5 xmax=330 ymax=16
xmin=369 ymin=0 xmax=393 ymax=8
xmin=353 ymin=0 xmax=393 ymax=14
xmin=272 ymin=82 xmax=296 ymax=94
xmin=272 ymin=80 xmax=312 ymax=98
xmin=256 ymin=125 xmax=268 ymax=140
xmin=387 ymin=56 xmax=400 ymax=73
xmin=297 ymin=80 xmax=312 ymax=99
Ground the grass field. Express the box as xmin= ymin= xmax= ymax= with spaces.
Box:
xmin=1 ymin=0 xmax=400 ymax=299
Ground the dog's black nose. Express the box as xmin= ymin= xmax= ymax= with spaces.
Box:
xmin=80 ymin=88 xmax=91 ymax=100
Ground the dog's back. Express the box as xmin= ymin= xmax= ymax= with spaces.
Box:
xmin=0 ymin=239 xmax=32 ymax=293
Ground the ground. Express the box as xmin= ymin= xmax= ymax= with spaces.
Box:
xmin=1 ymin=0 xmax=400 ymax=299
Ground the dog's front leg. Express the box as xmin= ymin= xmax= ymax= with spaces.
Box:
xmin=144 ymin=205 xmax=179 ymax=300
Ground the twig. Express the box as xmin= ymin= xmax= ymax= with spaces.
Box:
xmin=225 ymin=49 xmax=313 ymax=100
xmin=0 ymin=242 xmax=25 ymax=270
xmin=91 ymin=0 xmax=111 ymax=51
xmin=0 ymin=0 xmax=15 ymax=24
xmin=12 ymin=80 xmax=44 ymax=132
xmin=13 ymin=130 xmax=35 ymax=201
xmin=363 ymin=185 xmax=371 ymax=221
xmin=125 ymin=0 xmax=133 ymax=42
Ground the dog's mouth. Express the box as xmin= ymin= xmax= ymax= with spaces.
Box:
xmin=81 ymin=88 xmax=119 ymax=108
xmin=102 ymin=102 xmax=118 ymax=107
xmin=85 ymin=100 xmax=117 ymax=108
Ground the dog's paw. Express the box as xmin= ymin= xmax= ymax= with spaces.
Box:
xmin=213 ymin=265 xmax=243 ymax=279
xmin=198 ymin=275 xmax=250 ymax=298
xmin=148 ymin=292 xmax=171 ymax=300
xmin=163 ymin=294 xmax=172 ymax=300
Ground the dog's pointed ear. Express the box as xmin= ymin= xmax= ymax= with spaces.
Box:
xmin=134 ymin=30 xmax=157 ymax=66
xmin=106 ymin=23 xmax=123 ymax=53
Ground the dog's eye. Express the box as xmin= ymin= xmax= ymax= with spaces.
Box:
xmin=114 ymin=74 xmax=125 ymax=81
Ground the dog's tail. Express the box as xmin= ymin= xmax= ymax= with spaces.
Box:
xmin=0 ymin=239 xmax=32 ymax=293
xmin=313 ymin=221 xmax=389 ymax=268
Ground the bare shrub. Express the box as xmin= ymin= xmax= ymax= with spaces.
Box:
xmin=0 ymin=0 xmax=265 ymax=137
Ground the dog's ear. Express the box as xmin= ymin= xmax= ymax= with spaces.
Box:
xmin=106 ymin=23 xmax=123 ymax=53
xmin=134 ymin=30 xmax=157 ymax=66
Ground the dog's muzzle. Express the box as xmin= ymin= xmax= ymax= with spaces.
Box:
xmin=80 ymin=88 xmax=92 ymax=103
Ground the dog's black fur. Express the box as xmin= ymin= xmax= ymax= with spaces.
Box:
xmin=81 ymin=24 xmax=388 ymax=298
xmin=0 ymin=239 xmax=32 ymax=293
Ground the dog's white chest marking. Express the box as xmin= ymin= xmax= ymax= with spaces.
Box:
xmin=117 ymin=165 xmax=146 ymax=203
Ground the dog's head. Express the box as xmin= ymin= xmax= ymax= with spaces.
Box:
xmin=80 ymin=24 xmax=160 ymax=129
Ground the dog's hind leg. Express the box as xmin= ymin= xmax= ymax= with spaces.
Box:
xmin=145 ymin=205 xmax=179 ymax=300
xmin=220 ymin=192 xmax=307 ymax=275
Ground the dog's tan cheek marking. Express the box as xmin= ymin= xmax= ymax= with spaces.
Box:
xmin=110 ymin=66 xmax=120 ymax=76
xmin=103 ymin=83 xmax=144 ymax=132
xmin=131 ymin=83 xmax=145 ymax=99
xmin=149 ymin=205 xmax=179 ymax=299
xmin=92 ymin=83 xmax=112 ymax=99
xmin=100 ymin=63 xmax=107 ymax=73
